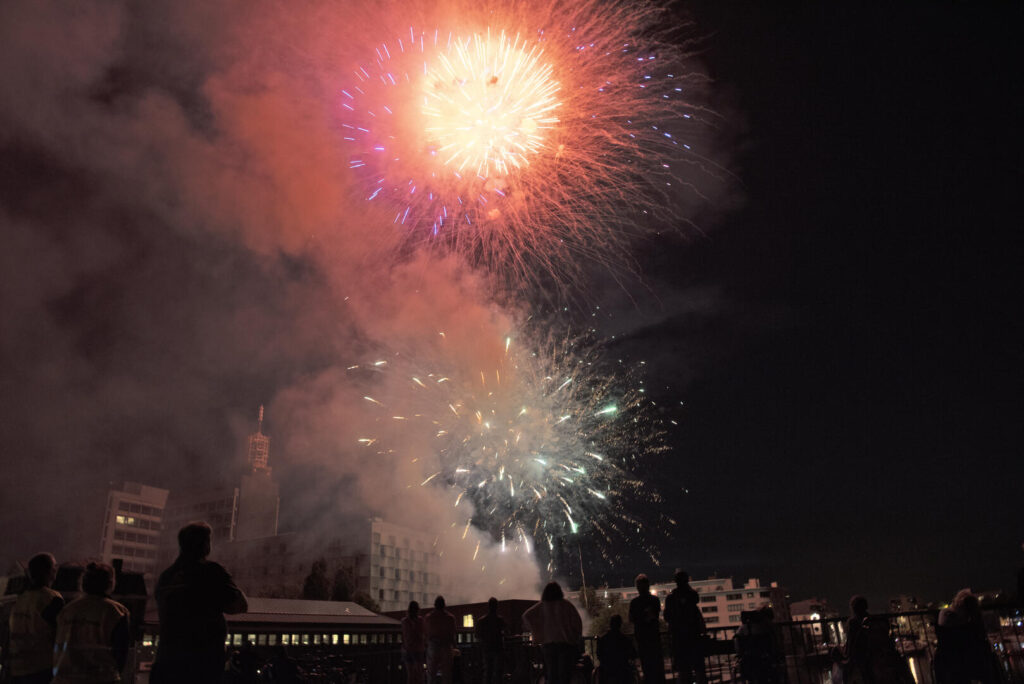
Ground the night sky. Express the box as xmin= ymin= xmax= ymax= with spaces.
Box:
xmin=598 ymin=2 xmax=1023 ymax=606
xmin=1 ymin=2 xmax=1021 ymax=609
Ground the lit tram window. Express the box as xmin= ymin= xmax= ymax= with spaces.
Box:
xmin=282 ymin=635 xmax=290 ymax=645
xmin=301 ymin=634 xmax=310 ymax=646
xmin=332 ymin=634 xmax=339 ymax=645
xmin=292 ymin=634 xmax=299 ymax=645
xmin=247 ymin=634 xmax=256 ymax=644
xmin=313 ymin=634 xmax=321 ymax=645
xmin=257 ymin=634 xmax=267 ymax=646
xmin=232 ymin=634 xmax=242 ymax=646
xmin=323 ymin=634 xmax=329 ymax=645
xmin=343 ymin=634 xmax=351 ymax=645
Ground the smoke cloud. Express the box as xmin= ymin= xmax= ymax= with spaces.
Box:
xmin=0 ymin=0 xmax=547 ymax=597
xmin=0 ymin=0 xmax=732 ymax=598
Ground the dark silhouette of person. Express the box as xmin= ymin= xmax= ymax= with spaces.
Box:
xmin=5 ymin=552 xmax=65 ymax=684
xmin=268 ymin=645 xmax=301 ymax=684
xmin=734 ymin=608 xmax=776 ymax=684
xmin=522 ymin=581 xmax=583 ymax=684
xmin=151 ymin=521 xmax=248 ymax=684
xmin=402 ymin=600 xmax=426 ymax=684
xmin=597 ymin=614 xmax=637 ymax=684
xmin=233 ymin=639 xmax=260 ymax=684
xmin=475 ymin=597 xmax=507 ymax=684
xmin=1018 ymin=542 xmax=1024 ymax=612
xmin=629 ymin=574 xmax=665 ymax=684
xmin=843 ymin=595 xmax=871 ymax=682
xmin=52 ymin=562 xmax=130 ymax=684
xmin=843 ymin=595 xmax=913 ymax=684
xmin=663 ymin=570 xmax=707 ymax=684
xmin=935 ymin=589 xmax=997 ymax=684
xmin=425 ymin=595 xmax=456 ymax=684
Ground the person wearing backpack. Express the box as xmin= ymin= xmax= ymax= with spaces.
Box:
xmin=663 ymin=570 xmax=707 ymax=684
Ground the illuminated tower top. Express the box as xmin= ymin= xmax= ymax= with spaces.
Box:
xmin=247 ymin=405 xmax=271 ymax=473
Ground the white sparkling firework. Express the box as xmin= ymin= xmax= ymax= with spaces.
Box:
xmin=348 ymin=327 xmax=673 ymax=569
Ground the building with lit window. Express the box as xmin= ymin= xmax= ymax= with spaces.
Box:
xmin=136 ymin=598 xmax=401 ymax=669
xmin=573 ymin=576 xmax=790 ymax=631
xmin=216 ymin=518 xmax=443 ymax=613
xmin=159 ymin=485 xmax=239 ymax=565
xmin=98 ymin=481 xmax=169 ymax=575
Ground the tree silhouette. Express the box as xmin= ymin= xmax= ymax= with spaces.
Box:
xmin=301 ymin=558 xmax=330 ymax=601
xmin=331 ymin=566 xmax=355 ymax=601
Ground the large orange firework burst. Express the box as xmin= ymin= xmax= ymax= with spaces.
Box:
xmin=341 ymin=0 xmax=717 ymax=289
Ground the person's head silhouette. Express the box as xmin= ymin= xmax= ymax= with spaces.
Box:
xmin=178 ymin=521 xmax=213 ymax=561
xmin=609 ymin=614 xmax=624 ymax=633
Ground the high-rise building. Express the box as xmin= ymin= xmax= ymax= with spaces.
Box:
xmin=217 ymin=518 xmax=443 ymax=612
xmin=99 ymin=482 xmax=169 ymax=575
xmin=159 ymin=485 xmax=240 ymax=565
xmin=236 ymin=406 xmax=280 ymax=541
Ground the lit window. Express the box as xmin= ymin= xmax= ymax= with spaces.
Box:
xmin=332 ymin=634 xmax=339 ymax=645
xmin=301 ymin=634 xmax=310 ymax=645
xmin=343 ymin=634 xmax=351 ymax=645
xmin=282 ymin=634 xmax=290 ymax=645
xmin=292 ymin=634 xmax=299 ymax=645
xmin=233 ymin=634 xmax=242 ymax=646
xmin=314 ymin=634 xmax=322 ymax=645
xmin=463 ymin=615 xmax=475 ymax=628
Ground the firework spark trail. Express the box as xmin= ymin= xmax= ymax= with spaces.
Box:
xmin=340 ymin=0 xmax=719 ymax=290
xmin=347 ymin=325 xmax=673 ymax=570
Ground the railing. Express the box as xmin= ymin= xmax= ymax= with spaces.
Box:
xmin=129 ymin=607 xmax=1024 ymax=683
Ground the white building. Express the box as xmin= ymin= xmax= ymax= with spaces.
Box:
xmin=576 ymin=576 xmax=789 ymax=629
xmin=98 ymin=481 xmax=169 ymax=575
xmin=217 ymin=517 xmax=443 ymax=613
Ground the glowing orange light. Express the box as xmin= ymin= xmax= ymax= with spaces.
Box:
xmin=422 ymin=31 xmax=561 ymax=179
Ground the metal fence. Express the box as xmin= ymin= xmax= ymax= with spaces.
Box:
xmin=130 ymin=606 xmax=1024 ymax=683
